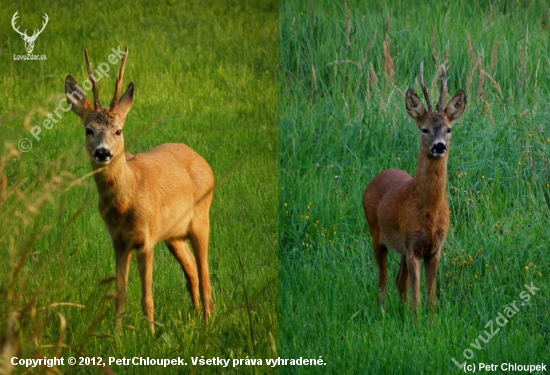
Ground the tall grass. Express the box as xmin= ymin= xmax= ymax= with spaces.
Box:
xmin=1 ymin=0 xmax=277 ymax=373
xmin=280 ymin=0 xmax=549 ymax=373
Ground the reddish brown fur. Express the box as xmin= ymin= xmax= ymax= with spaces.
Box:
xmin=363 ymin=65 xmax=466 ymax=311
xmin=65 ymin=48 xmax=214 ymax=332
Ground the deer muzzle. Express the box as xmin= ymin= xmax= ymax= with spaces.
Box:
xmin=94 ymin=147 xmax=113 ymax=165
xmin=430 ymin=142 xmax=447 ymax=157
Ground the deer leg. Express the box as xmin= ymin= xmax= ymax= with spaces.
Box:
xmin=189 ymin=219 xmax=213 ymax=325
xmin=136 ymin=247 xmax=155 ymax=333
xmin=114 ymin=246 xmax=132 ymax=332
xmin=396 ymin=254 xmax=409 ymax=303
xmin=373 ymin=238 xmax=388 ymax=310
xmin=165 ymin=239 xmax=200 ymax=310
xmin=424 ymin=251 xmax=441 ymax=310
xmin=406 ymin=252 xmax=421 ymax=311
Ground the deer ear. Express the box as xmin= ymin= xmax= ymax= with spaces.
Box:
xmin=65 ymin=75 xmax=93 ymax=119
xmin=446 ymin=89 xmax=466 ymax=120
xmin=116 ymin=82 xmax=134 ymax=120
xmin=405 ymin=88 xmax=426 ymax=120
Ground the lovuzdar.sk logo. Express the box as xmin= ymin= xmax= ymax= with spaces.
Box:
xmin=11 ymin=10 xmax=48 ymax=61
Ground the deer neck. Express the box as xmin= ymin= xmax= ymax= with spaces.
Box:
xmin=411 ymin=151 xmax=448 ymax=209
xmin=91 ymin=153 xmax=136 ymax=214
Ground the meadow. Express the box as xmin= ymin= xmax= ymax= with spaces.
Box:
xmin=279 ymin=0 xmax=549 ymax=373
xmin=0 ymin=0 xmax=277 ymax=374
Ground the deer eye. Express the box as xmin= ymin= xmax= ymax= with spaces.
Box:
xmin=447 ymin=127 xmax=452 ymax=133
xmin=421 ymin=128 xmax=429 ymax=134
xmin=115 ymin=129 xmax=122 ymax=136
xmin=85 ymin=128 xmax=93 ymax=137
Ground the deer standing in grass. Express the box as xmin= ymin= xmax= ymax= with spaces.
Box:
xmin=65 ymin=47 xmax=214 ymax=332
xmin=363 ymin=63 xmax=466 ymax=311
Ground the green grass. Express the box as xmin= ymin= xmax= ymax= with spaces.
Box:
xmin=279 ymin=0 xmax=549 ymax=373
xmin=1 ymin=0 xmax=277 ymax=373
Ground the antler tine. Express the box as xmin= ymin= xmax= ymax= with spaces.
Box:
xmin=11 ymin=11 xmax=27 ymax=38
xmin=437 ymin=65 xmax=448 ymax=112
xmin=36 ymin=13 xmax=48 ymax=35
xmin=84 ymin=49 xmax=101 ymax=110
xmin=111 ymin=47 xmax=128 ymax=110
xmin=419 ymin=62 xmax=432 ymax=113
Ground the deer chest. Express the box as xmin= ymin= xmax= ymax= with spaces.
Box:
xmin=99 ymin=204 xmax=146 ymax=250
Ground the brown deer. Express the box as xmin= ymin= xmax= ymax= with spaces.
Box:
xmin=363 ymin=63 xmax=466 ymax=311
xmin=64 ymin=47 xmax=214 ymax=332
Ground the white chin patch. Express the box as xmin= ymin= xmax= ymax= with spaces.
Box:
xmin=431 ymin=151 xmax=446 ymax=158
xmin=95 ymin=158 xmax=111 ymax=165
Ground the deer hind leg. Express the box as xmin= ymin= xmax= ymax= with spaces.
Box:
xmin=136 ymin=247 xmax=155 ymax=333
xmin=189 ymin=218 xmax=213 ymax=325
xmin=165 ymin=239 xmax=200 ymax=310
xmin=114 ymin=246 xmax=132 ymax=332
xmin=396 ymin=254 xmax=409 ymax=303
xmin=372 ymin=236 xmax=389 ymax=310
xmin=424 ymin=251 xmax=441 ymax=310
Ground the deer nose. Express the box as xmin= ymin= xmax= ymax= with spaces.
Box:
xmin=431 ymin=142 xmax=447 ymax=156
xmin=94 ymin=148 xmax=112 ymax=162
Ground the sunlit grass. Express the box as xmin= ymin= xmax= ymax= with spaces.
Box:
xmin=1 ymin=0 xmax=277 ymax=373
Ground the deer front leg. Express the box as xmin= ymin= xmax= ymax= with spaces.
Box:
xmin=114 ymin=246 xmax=132 ymax=332
xmin=406 ymin=252 xmax=421 ymax=310
xmin=396 ymin=254 xmax=409 ymax=303
xmin=136 ymin=247 xmax=155 ymax=333
xmin=424 ymin=251 xmax=441 ymax=310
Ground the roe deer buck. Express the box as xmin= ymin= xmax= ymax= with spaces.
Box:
xmin=65 ymin=47 xmax=214 ymax=332
xmin=363 ymin=63 xmax=466 ymax=311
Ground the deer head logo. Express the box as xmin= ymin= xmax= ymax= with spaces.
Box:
xmin=11 ymin=11 xmax=49 ymax=55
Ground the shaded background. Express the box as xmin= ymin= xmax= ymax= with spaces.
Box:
xmin=280 ymin=0 xmax=549 ymax=373
xmin=1 ymin=0 xmax=277 ymax=373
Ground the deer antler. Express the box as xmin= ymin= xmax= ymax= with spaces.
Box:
xmin=420 ymin=61 xmax=432 ymax=112
xmin=111 ymin=47 xmax=129 ymax=110
xmin=84 ymin=49 xmax=101 ymax=111
xmin=11 ymin=11 xmax=28 ymax=38
xmin=419 ymin=62 xmax=432 ymax=113
xmin=31 ymin=13 xmax=48 ymax=39
xmin=437 ymin=65 xmax=447 ymax=112
xmin=11 ymin=12 xmax=48 ymax=40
